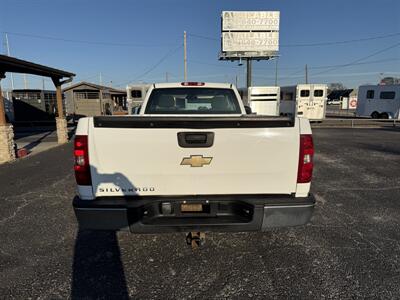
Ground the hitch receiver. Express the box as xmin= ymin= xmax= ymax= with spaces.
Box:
xmin=186 ymin=232 xmax=206 ymax=249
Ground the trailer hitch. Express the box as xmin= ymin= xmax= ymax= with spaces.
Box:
xmin=186 ymin=232 xmax=206 ymax=249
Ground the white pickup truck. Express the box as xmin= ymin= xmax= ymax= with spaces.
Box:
xmin=73 ymin=82 xmax=315 ymax=233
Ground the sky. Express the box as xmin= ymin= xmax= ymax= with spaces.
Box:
xmin=0 ymin=0 xmax=399 ymax=90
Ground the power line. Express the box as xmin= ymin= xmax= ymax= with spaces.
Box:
xmin=255 ymin=71 xmax=400 ymax=80
xmin=316 ymin=71 xmax=400 ymax=77
xmin=186 ymin=33 xmax=219 ymax=41
xmin=251 ymin=57 xmax=400 ymax=80
xmin=189 ymin=58 xmax=310 ymax=71
xmin=184 ymin=57 xmax=400 ymax=86
xmin=285 ymin=68 xmax=305 ymax=77
xmin=189 ymin=59 xmax=243 ymax=68
xmin=190 ymin=58 xmax=400 ymax=74
xmin=312 ymin=41 xmax=400 ymax=76
xmin=114 ymin=44 xmax=183 ymax=86
xmin=308 ymin=58 xmax=400 ymax=70
xmin=1 ymin=31 xmax=175 ymax=48
xmin=266 ymin=57 xmax=400 ymax=73
xmin=188 ymin=32 xmax=400 ymax=47
xmin=3 ymin=29 xmax=400 ymax=50
xmin=9 ymin=56 xmax=397 ymax=88
xmin=282 ymin=32 xmax=400 ymax=47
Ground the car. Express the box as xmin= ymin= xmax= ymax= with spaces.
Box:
xmin=327 ymin=99 xmax=341 ymax=105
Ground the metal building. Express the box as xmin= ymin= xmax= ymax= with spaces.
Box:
xmin=11 ymin=89 xmax=64 ymax=121
xmin=1 ymin=90 xmax=14 ymax=122
xmin=63 ymin=82 xmax=126 ymax=117
xmin=0 ymin=54 xmax=75 ymax=163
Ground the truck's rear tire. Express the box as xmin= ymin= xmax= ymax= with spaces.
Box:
xmin=371 ymin=111 xmax=379 ymax=119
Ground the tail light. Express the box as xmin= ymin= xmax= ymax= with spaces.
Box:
xmin=297 ymin=134 xmax=314 ymax=183
xmin=181 ymin=82 xmax=205 ymax=86
xmin=74 ymin=135 xmax=92 ymax=185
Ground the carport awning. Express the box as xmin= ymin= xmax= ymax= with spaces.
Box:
xmin=0 ymin=54 xmax=75 ymax=82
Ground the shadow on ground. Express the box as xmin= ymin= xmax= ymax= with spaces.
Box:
xmin=21 ymin=131 xmax=54 ymax=151
xmin=71 ymin=230 xmax=129 ymax=299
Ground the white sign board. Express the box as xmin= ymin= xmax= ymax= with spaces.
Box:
xmin=222 ymin=11 xmax=280 ymax=31
xmin=222 ymin=32 xmax=279 ymax=52
xmin=349 ymin=95 xmax=358 ymax=109
xmin=220 ymin=11 xmax=280 ymax=59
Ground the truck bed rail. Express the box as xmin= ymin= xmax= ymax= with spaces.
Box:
xmin=93 ymin=116 xmax=295 ymax=129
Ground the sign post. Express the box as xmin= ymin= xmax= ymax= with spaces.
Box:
xmin=246 ymin=59 xmax=252 ymax=87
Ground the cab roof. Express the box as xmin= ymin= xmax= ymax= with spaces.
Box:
xmin=153 ymin=82 xmax=234 ymax=89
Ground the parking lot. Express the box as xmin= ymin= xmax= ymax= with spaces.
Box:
xmin=0 ymin=127 xmax=400 ymax=299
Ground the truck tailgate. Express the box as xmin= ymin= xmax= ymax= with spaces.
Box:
xmin=88 ymin=116 xmax=299 ymax=197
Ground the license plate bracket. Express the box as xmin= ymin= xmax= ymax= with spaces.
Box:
xmin=180 ymin=203 xmax=204 ymax=213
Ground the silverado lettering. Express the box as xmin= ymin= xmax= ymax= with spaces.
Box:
xmin=98 ymin=187 xmax=155 ymax=193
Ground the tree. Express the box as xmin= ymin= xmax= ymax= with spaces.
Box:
xmin=380 ymin=77 xmax=400 ymax=85
xmin=328 ymin=83 xmax=346 ymax=91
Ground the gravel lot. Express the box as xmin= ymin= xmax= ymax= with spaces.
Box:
xmin=0 ymin=128 xmax=399 ymax=299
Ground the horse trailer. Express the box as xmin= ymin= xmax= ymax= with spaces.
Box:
xmin=280 ymin=84 xmax=327 ymax=121
xmin=126 ymin=84 xmax=151 ymax=114
xmin=356 ymin=85 xmax=400 ymax=119
xmin=247 ymin=86 xmax=280 ymax=116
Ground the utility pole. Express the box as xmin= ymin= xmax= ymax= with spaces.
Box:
xmin=235 ymin=75 xmax=238 ymax=87
xmin=6 ymin=33 xmax=28 ymax=89
xmin=379 ymin=72 xmax=384 ymax=84
xmin=183 ymin=31 xmax=187 ymax=81
xmin=275 ymin=57 xmax=279 ymax=86
xmin=166 ymin=72 xmax=169 ymax=83
xmin=305 ymin=64 xmax=308 ymax=84
xmin=4 ymin=33 xmax=14 ymax=90
xmin=246 ymin=59 xmax=252 ymax=88
xmin=99 ymin=72 xmax=103 ymax=86
xmin=23 ymin=74 xmax=28 ymax=89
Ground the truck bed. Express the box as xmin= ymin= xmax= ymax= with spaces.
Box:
xmin=83 ymin=115 xmax=301 ymax=198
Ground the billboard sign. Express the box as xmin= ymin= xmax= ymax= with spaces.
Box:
xmin=222 ymin=11 xmax=280 ymax=31
xmin=222 ymin=32 xmax=279 ymax=52
xmin=220 ymin=11 xmax=280 ymax=60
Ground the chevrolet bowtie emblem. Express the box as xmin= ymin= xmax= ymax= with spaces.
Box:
xmin=181 ymin=155 xmax=212 ymax=167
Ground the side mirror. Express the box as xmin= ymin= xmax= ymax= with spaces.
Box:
xmin=244 ymin=105 xmax=252 ymax=114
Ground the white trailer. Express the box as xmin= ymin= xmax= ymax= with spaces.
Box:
xmin=280 ymin=84 xmax=327 ymax=121
xmin=247 ymin=86 xmax=280 ymax=116
xmin=126 ymin=84 xmax=151 ymax=114
xmin=356 ymin=85 xmax=400 ymax=119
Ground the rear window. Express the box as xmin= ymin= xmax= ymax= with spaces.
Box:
xmin=366 ymin=90 xmax=374 ymax=99
xmin=314 ymin=90 xmax=323 ymax=97
xmin=300 ymin=90 xmax=310 ymax=97
xmin=145 ymin=88 xmax=241 ymax=114
xmin=380 ymin=91 xmax=395 ymax=99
